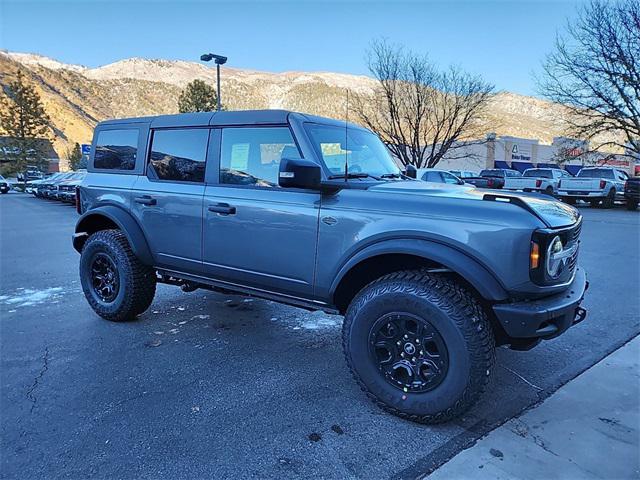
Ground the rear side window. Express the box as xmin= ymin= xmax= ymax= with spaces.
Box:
xmin=148 ymin=129 xmax=209 ymax=183
xmin=94 ymin=129 xmax=139 ymax=170
xmin=578 ymin=168 xmax=614 ymax=179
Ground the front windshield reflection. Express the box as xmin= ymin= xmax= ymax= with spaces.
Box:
xmin=305 ymin=123 xmax=400 ymax=178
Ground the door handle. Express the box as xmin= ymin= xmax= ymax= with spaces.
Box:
xmin=134 ymin=195 xmax=157 ymax=206
xmin=208 ymin=203 xmax=236 ymax=215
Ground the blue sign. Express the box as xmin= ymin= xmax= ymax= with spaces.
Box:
xmin=81 ymin=144 xmax=91 ymax=155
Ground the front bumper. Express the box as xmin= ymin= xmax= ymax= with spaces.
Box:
xmin=493 ymin=267 xmax=588 ymax=340
xmin=59 ymin=192 xmax=75 ymax=202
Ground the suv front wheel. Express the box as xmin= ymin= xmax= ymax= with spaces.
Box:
xmin=80 ymin=229 xmax=156 ymax=322
xmin=343 ymin=270 xmax=495 ymax=423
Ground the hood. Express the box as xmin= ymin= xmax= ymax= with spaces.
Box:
xmin=367 ymin=180 xmax=580 ymax=228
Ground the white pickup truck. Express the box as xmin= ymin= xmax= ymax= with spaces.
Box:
xmin=557 ymin=167 xmax=629 ymax=208
xmin=502 ymin=168 xmax=572 ymax=196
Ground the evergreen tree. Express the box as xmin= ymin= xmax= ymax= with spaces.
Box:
xmin=66 ymin=142 xmax=83 ymax=170
xmin=0 ymin=71 xmax=51 ymax=173
xmin=178 ymin=79 xmax=219 ymax=112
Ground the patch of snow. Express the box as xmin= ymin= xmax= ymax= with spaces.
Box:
xmin=299 ymin=316 xmax=342 ymax=330
xmin=0 ymin=287 xmax=64 ymax=308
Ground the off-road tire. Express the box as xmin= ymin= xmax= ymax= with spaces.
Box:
xmin=342 ymin=270 xmax=495 ymax=424
xmin=602 ymin=189 xmax=615 ymax=209
xmin=627 ymin=199 xmax=639 ymax=211
xmin=565 ymin=198 xmax=577 ymax=205
xmin=80 ymin=229 xmax=156 ymax=322
xmin=589 ymin=199 xmax=601 ymax=208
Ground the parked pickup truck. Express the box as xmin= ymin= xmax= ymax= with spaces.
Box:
xmin=502 ymin=168 xmax=573 ymax=196
xmin=557 ymin=167 xmax=629 ymax=208
xmin=464 ymin=168 xmax=521 ymax=189
xmin=73 ymin=110 xmax=587 ymax=424
xmin=624 ymin=177 xmax=640 ymax=211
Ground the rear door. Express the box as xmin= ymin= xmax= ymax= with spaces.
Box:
xmin=202 ymin=125 xmax=320 ymax=298
xmin=130 ymin=127 xmax=209 ymax=273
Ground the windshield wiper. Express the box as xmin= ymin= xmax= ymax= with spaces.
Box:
xmin=379 ymin=173 xmax=401 ymax=179
xmin=328 ymin=172 xmax=381 ymax=181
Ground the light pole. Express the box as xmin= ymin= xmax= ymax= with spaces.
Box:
xmin=200 ymin=53 xmax=227 ymax=111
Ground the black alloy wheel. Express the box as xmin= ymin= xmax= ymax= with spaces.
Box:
xmin=90 ymin=252 xmax=120 ymax=303
xmin=369 ymin=313 xmax=449 ymax=393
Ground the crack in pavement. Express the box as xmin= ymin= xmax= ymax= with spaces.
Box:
xmin=26 ymin=347 xmax=49 ymax=413
xmin=509 ymin=418 xmax=601 ymax=477
xmin=499 ymin=365 xmax=544 ymax=392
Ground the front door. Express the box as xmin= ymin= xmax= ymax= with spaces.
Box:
xmin=130 ymin=127 xmax=209 ymax=273
xmin=203 ymin=126 xmax=320 ymax=298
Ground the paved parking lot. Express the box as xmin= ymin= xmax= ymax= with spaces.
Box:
xmin=1 ymin=192 xmax=639 ymax=479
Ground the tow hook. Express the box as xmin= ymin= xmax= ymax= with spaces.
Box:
xmin=573 ymin=307 xmax=587 ymax=326
xmin=181 ymin=282 xmax=199 ymax=293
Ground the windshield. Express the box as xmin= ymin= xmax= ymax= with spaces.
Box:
xmin=578 ymin=168 xmax=615 ymax=179
xmin=523 ymin=169 xmax=553 ymax=178
xmin=304 ymin=123 xmax=400 ymax=178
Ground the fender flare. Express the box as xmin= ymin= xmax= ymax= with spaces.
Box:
xmin=73 ymin=205 xmax=154 ymax=265
xmin=329 ymin=238 xmax=509 ymax=302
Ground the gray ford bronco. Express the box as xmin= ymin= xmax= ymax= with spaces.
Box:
xmin=73 ymin=110 xmax=588 ymax=423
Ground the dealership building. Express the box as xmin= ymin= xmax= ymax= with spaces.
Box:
xmin=433 ymin=134 xmax=639 ymax=176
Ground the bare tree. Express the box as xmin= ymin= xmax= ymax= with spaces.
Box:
xmin=540 ymin=0 xmax=640 ymax=155
xmin=352 ymin=39 xmax=494 ymax=168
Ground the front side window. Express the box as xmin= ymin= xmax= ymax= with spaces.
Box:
xmin=220 ymin=127 xmax=300 ymax=187
xmin=441 ymin=172 xmax=461 ymax=184
xmin=94 ymin=129 xmax=139 ymax=170
xmin=148 ymin=128 xmax=208 ymax=183
xmin=305 ymin=124 xmax=400 ymax=178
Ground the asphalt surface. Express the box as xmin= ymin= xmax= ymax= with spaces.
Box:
xmin=1 ymin=192 xmax=639 ymax=479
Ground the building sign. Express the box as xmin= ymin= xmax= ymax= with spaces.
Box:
xmin=596 ymin=155 xmax=630 ymax=167
xmin=81 ymin=144 xmax=91 ymax=156
xmin=510 ymin=143 xmax=531 ymax=161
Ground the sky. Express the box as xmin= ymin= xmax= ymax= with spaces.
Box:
xmin=0 ymin=0 xmax=586 ymax=96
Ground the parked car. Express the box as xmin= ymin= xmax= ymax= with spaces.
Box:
xmin=502 ymin=168 xmax=572 ymax=196
xmin=624 ymin=177 xmax=640 ymax=211
xmin=557 ymin=167 xmax=628 ymax=208
xmin=449 ymin=170 xmax=477 ymax=179
xmin=0 ymin=175 xmax=10 ymax=194
xmin=73 ymin=110 xmax=587 ymax=424
xmin=416 ymin=168 xmax=467 ymax=185
xmin=24 ymin=180 xmax=43 ymax=196
xmin=464 ymin=168 xmax=521 ymax=189
xmin=56 ymin=171 xmax=86 ymax=203
xmin=38 ymin=172 xmax=74 ymax=198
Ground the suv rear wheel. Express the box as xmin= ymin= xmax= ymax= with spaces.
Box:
xmin=80 ymin=229 xmax=156 ymax=322
xmin=342 ymin=270 xmax=495 ymax=423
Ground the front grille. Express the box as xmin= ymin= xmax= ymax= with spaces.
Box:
xmin=563 ymin=220 xmax=582 ymax=278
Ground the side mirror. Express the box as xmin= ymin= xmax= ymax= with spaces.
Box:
xmin=279 ymin=157 xmax=321 ymax=190
xmin=404 ymin=164 xmax=417 ymax=179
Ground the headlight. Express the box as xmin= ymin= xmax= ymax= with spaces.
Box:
xmin=545 ymin=236 xmax=564 ymax=278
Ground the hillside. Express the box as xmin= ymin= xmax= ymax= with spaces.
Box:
xmin=1 ymin=51 xmax=572 ymax=170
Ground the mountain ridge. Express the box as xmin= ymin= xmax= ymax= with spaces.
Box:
xmin=1 ymin=51 xmax=570 ymax=171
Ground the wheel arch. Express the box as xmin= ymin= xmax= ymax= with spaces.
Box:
xmin=330 ymin=239 xmax=509 ymax=314
xmin=73 ymin=206 xmax=154 ymax=265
